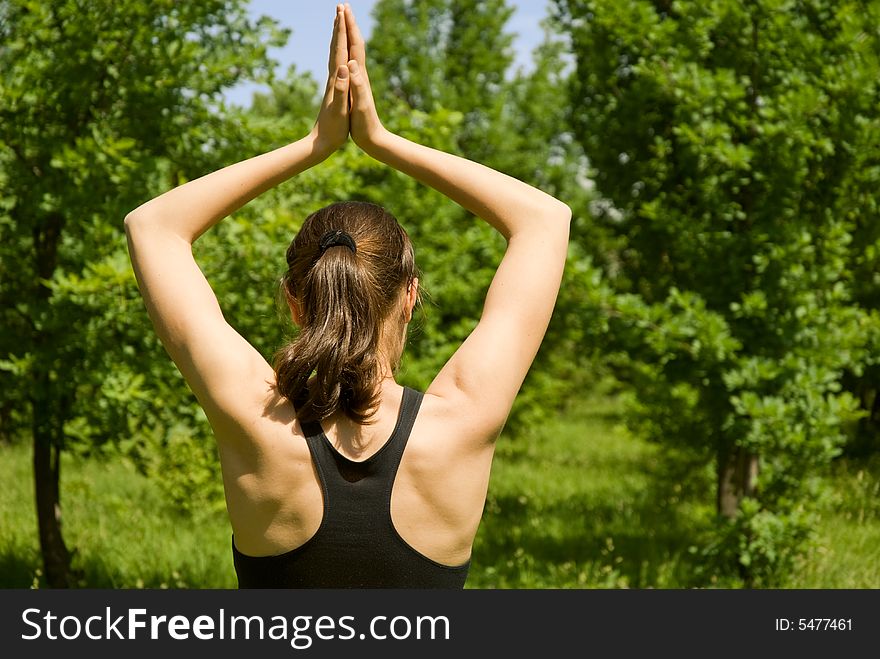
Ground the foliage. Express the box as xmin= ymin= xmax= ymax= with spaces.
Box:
xmin=555 ymin=0 xmax=880 ymax=584
xmin=0 ymin=0 xmax=289 ymax=435
xmin=0 ymin=0 xmax=287 ymax=582
xmin=369 ymin=0 xmax=514 ymax=162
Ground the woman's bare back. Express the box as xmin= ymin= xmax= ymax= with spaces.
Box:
xmin=220 ymin=380 xmax=495 ymax=567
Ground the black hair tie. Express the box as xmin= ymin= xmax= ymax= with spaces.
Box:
xmin=318 ymin=230 xmax=357 ymax=256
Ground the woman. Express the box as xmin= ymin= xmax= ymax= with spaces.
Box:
xmin=125 ymin=4 xmax=570 ymax=588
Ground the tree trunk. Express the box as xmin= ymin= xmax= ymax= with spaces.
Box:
xmin=31 ymin=210 xmax=72 ymax=588
xmin=717 ymin=445 xmax=758 ymax=518
xmin=33 ymin=413 xmax=72 ymax=588
xmin=867 ymin=383 xmax=880 ymax=440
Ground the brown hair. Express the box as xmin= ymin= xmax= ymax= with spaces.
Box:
xmin=274 ymin=201 xmax=417 ymax=424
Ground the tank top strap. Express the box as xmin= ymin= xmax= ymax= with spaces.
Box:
xmin=378 ymin=386 xmax=423 ymax=475
xmin=295 ymin=387 xmax=423 ymax=486
xmin=293 ymin=388 xmax=422 ymax=440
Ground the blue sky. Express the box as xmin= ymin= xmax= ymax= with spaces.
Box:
xmin=224 ymin=0 xmax=552 ymax=108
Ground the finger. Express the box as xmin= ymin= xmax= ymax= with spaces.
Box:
xmin=347 ymin=59 xmax=371 ymax=111
xmin=344 ymin=4 xmax=366 ymax=66
xmin=333 ymin=4 xmax=348 ymax=71
xmin=327 ymin=5 xmax=343 ymax=75
xmin=332 ymin=64 xmax=350 ymax=113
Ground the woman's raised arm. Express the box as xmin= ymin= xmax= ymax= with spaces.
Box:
xmin=124 ymin=5 xmax=352 ymax=430
xmin=343 ymin=6 xmax=572 ymax=440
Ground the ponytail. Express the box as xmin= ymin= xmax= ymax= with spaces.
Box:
xmin=273 ymin=202 xmax=415 ymax=424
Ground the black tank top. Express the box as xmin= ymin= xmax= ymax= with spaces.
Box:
xmin=232 ymin=387 xmax=470 ymax=588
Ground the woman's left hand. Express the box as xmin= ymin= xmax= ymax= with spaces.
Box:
xmin=311 ymin=4 xmax=351 ymax=155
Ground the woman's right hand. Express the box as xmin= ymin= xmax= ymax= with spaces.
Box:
xmin=344 ymin=4 xmax=387 ymax=152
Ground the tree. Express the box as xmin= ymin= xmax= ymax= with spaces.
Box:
xmin=0 ymin=0 xmax=286 ymax=587
xmin=555 ymin=0 xmax=880 ymax=584
xmin=838 ymin=46 xmax=880 ymax=454
xmin=368 ymin=0 xmax=514 ymax=161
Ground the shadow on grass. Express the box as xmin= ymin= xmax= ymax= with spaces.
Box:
xmin=0 ymin=549 xmax=233 ymax=589
xmin=0 ymin=547 xmax=40 ymax=588
xmin=0 ymin=544 xmax=233 ymax=589
xmin=470 ymin=430 xmax=719 ymax=589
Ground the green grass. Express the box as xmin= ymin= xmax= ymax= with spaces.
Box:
xmin=468 ymin=395 xmax=718 ymax=588
xmin=2 ymin=395 xmax=879 ymax=588
xmin=0 ymin=446 xmax=236 ymax=589
xmin=785 ymin=458 xmax=880 ymax=589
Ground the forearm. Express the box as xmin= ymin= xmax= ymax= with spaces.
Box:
xmin=368 ymin=130 xmax=571 ymax=240
xmin=125 ymin=131 xmax=328 ymax=243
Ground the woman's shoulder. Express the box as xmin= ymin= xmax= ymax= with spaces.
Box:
xmin=409 ymin=389 xmax=502 ymax=456
xmin=210 ymin=378 xmax=308 ymax=455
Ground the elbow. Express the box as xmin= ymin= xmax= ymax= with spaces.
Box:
xmin=537 ymin=196 xmax=571 ymax=227
xmin=543 ymin=200 xmax=572 ymax=241
xmin=555 ymin=200 xmax=573 ymax=225
xmin=123 ymin=211 xmax=159 ymax=247
xmin=123 ymin=211 xmax=142 ymax=235
xmin=546 ymin=201 xmax=571 ymax=254
xmin=124 ymin=210 xmax=158 ymax=238
xmin=513 ymin=200 xmax=571 ymax=247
